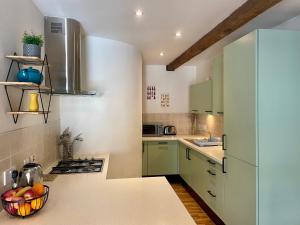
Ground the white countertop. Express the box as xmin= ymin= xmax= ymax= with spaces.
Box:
xmin=143 ymin=135 xmax=224 ymax=164
xmin=0 ymin=154 xmax=196 ymax=225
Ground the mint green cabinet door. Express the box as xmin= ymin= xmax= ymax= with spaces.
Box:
xmin=224 ymin=156 xmax=257 ymax=225
xmin=212 ymin=54 xmax=224 ymax=115
xmin=189 ymin=149 xmax=208 ymax=202
xmin=142 ymin=143 xmax=147 ymax=176
xmin=224 ymin=31 xmax=257 ymax=166
xmin=179 ymin=143 xmax=190 ymax=184
xmin=190 ymin=80 xmax=212 ymax=113
xmin=147 ymin=141 xmax=178 ymax=176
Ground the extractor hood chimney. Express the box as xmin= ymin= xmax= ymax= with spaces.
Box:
xmin=44 ymin=17 xmax=96 ymax=95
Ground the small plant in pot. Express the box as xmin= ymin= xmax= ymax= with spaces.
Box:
xmin=22 ymin=31 xmax=44 ymax=58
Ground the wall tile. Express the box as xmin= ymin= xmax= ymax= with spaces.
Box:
xmin=0 ymin=120 xmax=60 ymax=199
xmin=142 ymin=113 xmax=223 ymax=136
xmin=0 ymin=133 xmax=11 ymax=161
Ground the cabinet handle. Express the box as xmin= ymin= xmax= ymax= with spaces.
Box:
xmin=207 ymin=159 xmax=216 ymax=165
xmin=185 ymin=148 xmax=188 ymax=159
xmin=207 ymin=170 xmax=216 ymax=176
xmin=222 ymin=157 xmax=227 ymax=174
xmin=217 ymin=112 xmax=224 ymax=115
xmin=222 ymin=134 xmax=227 ymax=150
xmin=186 ymin=148 xmax=191 ymax=160
xmin=158 ymin=142 xmax=168 ymax=145
xmin=205 ymin=110 xmax=212 ymax=113
xmin=207 ymin=190 xmax=216 ymax=198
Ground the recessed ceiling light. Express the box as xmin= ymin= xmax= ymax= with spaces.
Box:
xmin=136 ymin=9 xmax=143 ymax=17
xmin=160 ymin=52 xmax=164 ymax=56
xmin=176 ymin=32 xmax=182 ymax=37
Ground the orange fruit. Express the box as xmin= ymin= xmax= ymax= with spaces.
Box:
xmin=17 ymin=203 xmax=31 ymax=216
xmin=31 ymin=197 xmax=43 ymax=210
xmin=32 ymin=183 xmax=45 ymax=196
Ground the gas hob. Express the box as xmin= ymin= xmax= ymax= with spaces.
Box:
xmin=50 ymin=158 xmax=104 ymax=174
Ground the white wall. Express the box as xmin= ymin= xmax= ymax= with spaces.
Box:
xmin=143 ymin=65 xmax=196 ymax=113
xmin=60 ymin=36 xmax=142 ymax=179
xmin=0 ymin=0 xmax=60 ymax=194
xmin=0 ymin=0 xmax=60 ymax=132
xmin=274 ymin=15 xmax=300 ymax=29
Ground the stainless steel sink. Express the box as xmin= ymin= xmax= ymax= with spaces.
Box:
xmin=185 ymin=138 xmax=222 ymax=147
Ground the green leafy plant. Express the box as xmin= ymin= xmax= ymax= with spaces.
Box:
xmin=22 ymin=31 xmax=44 ymax=46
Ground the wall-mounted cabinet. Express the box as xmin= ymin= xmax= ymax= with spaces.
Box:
xmin=190 ymin=54 xmax=224 ymax=115
xmin=212 ymin=54 xmax=224 ymax=115
xmin=189 ymin=80 xmax=212 ymax=113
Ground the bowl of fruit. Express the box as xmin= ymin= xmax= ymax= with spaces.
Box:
xmin=1 ymin=183 xmax=49 ymax=218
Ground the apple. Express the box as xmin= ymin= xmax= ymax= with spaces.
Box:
xmin=10 ymin=196 xmax=24 ymax=209
xmin=1 ymin=189 xmax=17 ymax=199
xmin=5 ymin=203 xmax=17 ymax=215
xmin=23 ymin=189 xmax=35 ymax=200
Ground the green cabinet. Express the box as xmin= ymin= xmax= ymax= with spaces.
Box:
xmin=212 ymin=54 xmax=224 ymax=115
xmin=189 ymin=80 xmax=212 ymax=113
xmin=179 ymin=143 xmax=190 ymax=183
xmin=179 ymin=143 xmax=225 ymax=220
xmin=190 ymin=55 xmax=224 ymax=115
xmin=146 ymin=141 xmax=178 ymax=176
xmin=142 ymin=143 xmax=148 ymax=176
xmin=223 ymin=30 xmax=300 ymax=225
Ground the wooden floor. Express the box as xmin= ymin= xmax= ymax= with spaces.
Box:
xmin=170 ymin=181 xmax=215 ymax=225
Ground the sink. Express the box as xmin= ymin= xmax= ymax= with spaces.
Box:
xmin=185 ymin=138 xmax=222 ymax=147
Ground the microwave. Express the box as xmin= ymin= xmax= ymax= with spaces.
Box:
xmin=143 ymin=123 xmax=164 ymax=137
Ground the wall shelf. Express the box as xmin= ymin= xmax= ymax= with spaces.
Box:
xmin=0 ymin=82 xmax=52 ymax=91
xmin=2 ymin=53 xmax=53 ymax=124
xmin=5 ymin=55 xmax=44 ymax=65
xmin=7 ymin=111 xmax=50 ymax=115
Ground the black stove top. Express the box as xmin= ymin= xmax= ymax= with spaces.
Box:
xmin=50 ymin=159 xmax=104 ymax=174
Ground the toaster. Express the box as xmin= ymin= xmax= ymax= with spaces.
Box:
xmin=163 ymin=126 xmax=177 ymax=135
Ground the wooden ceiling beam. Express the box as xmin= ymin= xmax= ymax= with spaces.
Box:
xmin=166 ymin=0 xmax=283 ymax=71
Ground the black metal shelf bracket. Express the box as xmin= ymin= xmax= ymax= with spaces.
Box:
xmin=3 ymin=52 xmax=53 ymax=124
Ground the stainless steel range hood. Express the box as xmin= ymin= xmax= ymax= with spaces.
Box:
xmin=44 ymin=17 xmax=96 ymax=95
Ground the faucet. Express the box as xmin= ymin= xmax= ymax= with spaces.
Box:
xmin=59 ymin=128 xmax=84 ymax=161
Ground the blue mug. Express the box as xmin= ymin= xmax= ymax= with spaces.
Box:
xmin=17 ymin=67 xmax=44 ymax=85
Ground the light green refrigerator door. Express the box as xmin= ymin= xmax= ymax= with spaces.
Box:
xmin=224 ymin=156 xmax=257 ymax=225
xmin=147 ymin=141 xmax=178 ymax=175
xmin=224 ymin=31 xmax=257 ymax=166
xmin=257 ymin=30 xmax=300 ymax=225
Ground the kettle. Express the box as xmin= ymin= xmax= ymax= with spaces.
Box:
xmin=20 ymin=163 xmax=43 ymax=186
xmin=164 ymin=126 xmax=177 ymax=135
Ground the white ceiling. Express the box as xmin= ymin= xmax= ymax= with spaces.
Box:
xmin=32 ymin=0 xmax=300 ymax=66
xmin=32 ymin=0 xmax=248 ymax=65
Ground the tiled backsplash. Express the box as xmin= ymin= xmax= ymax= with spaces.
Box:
xmin=0 ymin=120 xmax=60 ymax=197
xmin=142 ymin=113 xmax=223 ymax=137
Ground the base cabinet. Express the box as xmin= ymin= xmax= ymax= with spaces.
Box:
xmin=145 ymin=141 xmax=178 ymax=176
xmin=179 ymin=143 xmax=225 ymax=221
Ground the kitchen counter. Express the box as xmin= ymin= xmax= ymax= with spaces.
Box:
xmin=0 ymin=154 xmax=196 ymax=225
xmin=143 ymin=135 xmax=224 ymax=164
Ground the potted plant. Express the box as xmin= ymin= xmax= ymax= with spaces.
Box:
xmin=22 ymin=31 xmax=44 ymax=58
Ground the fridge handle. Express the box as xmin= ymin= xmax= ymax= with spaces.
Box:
xmin=222 ymin=157 xmax=227 ymax=174
xmin=222 ymin=134 xmax=227 ymax=150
